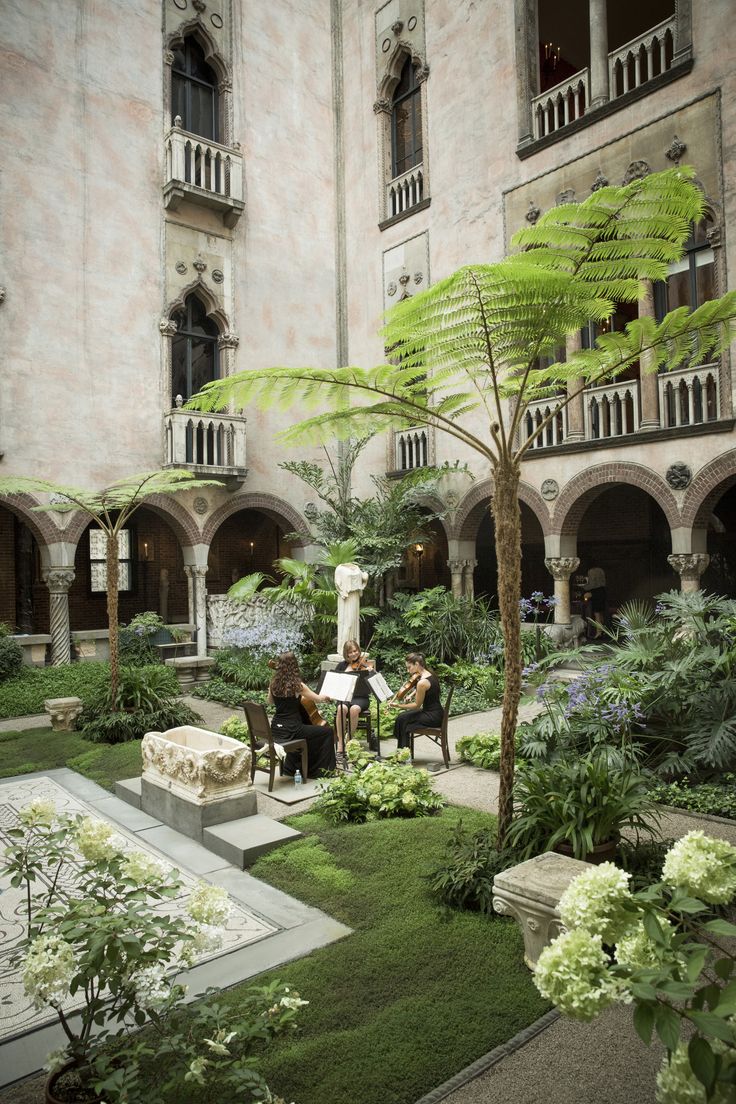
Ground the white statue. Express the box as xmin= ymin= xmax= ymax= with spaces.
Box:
xmin=334 ymin=562 xmax=369 ymax=655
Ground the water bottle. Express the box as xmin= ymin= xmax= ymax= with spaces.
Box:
xmin=294 ymin=769 xmax=303 ymax=789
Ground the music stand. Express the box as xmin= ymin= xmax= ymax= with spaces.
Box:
xmin=365 ymin=669 xmax=395 ymax=761
xmin=320 ymin=669 xmax=360 ymax=748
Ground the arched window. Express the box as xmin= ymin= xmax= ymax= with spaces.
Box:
xmin=655 ymin=219 xmax=715 ymax=316
xmin=391 ymin=57 xmax=422 ymax=178
xmin=171 ymin=296 xmax=219 ymax=404
xmin=171 ymin=37 xmax=218 ymax=141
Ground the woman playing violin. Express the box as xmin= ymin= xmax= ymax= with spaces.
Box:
xmin=268 ymin=652 xmax=336 ymax=778
xmin=334 ymin=639 xmax=374 ymax=759
xmin=387 ymin=652 xmax=443 ymax=751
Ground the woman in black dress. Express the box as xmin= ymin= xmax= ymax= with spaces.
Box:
xmin=388 ymin=652 xmax=443 ymax=751
xmin=268 ymin=652 xmax=336 ymax=778
xmin=334 ymin=638 xmax=373 ymax=758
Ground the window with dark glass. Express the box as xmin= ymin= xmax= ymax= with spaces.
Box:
xmin=171 ymin=37 xmax=218 ymax=140
xmin=391 ymin=57 xmax=422 ymax=178
xmin=655 ymin=221 xmax=715 ymax=318
xmin=171 ymin=296 xmax=219 ymax=404
xmin=89 ymin=529 xmax=132 ymax=593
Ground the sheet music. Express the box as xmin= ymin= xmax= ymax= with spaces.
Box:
xmin=365 ymin=670 xmax=394 ymax=702
xmin=320 ymin=670 xmax=359 ymax=701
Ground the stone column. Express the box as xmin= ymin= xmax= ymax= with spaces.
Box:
xmin=463 ymin=559 xmax=477 ymax=599
xmin=448 ymin=559 xmax=465 ymax=599
xmin=183 ymin=566 xmax=195 ymax=627
xmin=191 ymin=566 xmax=209 ymax=657
xmin=159 ymin=568 xmax=169 ymax=624
xmin=565 ymin=330 xmax=585 ymax=441
xmin=638 ymin=279 xmax=660 ymax=429
xmin=668 ymin=553 xmax=710 ymax=594
xmin=43 ymin=568 xmax=75 ymax=666
xmin=544 ymin=557 xmax=580 ymax=623
xmin=589 ymin=0 xmax=609 ymax=109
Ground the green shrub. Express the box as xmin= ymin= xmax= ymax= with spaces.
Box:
xmin=219 ymin=716 xmax=249 ymax=743
xmin=79 ymin=664 xmax=196 ymax=744
xmin=647 ymin=774 xmax=736 ymax=820
xmin=456 ymin=730 xmax=526 ymax=770
xmin=213 ymin=648 xmax=272 ymax=692
xmin=616 ymin=836 xmax=677 ymax=891
xmin=314 ymin=743 xmax=444 ymax=824
xmin=192 ymin=678 xmax=253 ymax=707
xmin=0 ymin=635 xmax=24 ymax=682
xmin=0 ymin=663 xmax=111 ymax=718
xmin=83 ymin=702 xmax=201 ymax=744
xmin=426 ymin=820 xmax=518 ymax=914
xmin=118 ymin=628 xmax=159 ymax=667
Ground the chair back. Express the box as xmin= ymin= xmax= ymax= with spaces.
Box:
xmin=440 ymin=687 xmax=454 ymax=732
xmin=243 ymin=701 xmax=272 ymax=746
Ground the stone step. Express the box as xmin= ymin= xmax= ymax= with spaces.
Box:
xmin=115 ymin=777 xmax=142 ymax=809
xmin=203 ymin=815 xmax=302 ymax=868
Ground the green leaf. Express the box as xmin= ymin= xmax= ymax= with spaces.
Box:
xmin=703 ymin=918 xmax=736 ymax=937
xmin=643 ymin=911 xmax=667 ymax=946
xmin=714 ymin=957 xmax=734 ymax=982
xmin=633 ymin=1002 xmax=655 ymax=1046
xmin=688 ymin=1037 xmax=716 ymax=1094
xmin=687 ymin=1010 xmax=736 ymax=1044
xmin=654 ymin=1004 xmax=681 ymax=1052
xmin=684 ymin=945 xmax=710 ymax=984
xmin=710 ymin=980 xmax=736 ymax=1017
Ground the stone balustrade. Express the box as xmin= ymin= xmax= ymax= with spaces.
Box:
xmin=584 ymin=378 xmax=640 ymax=440
xmin=532 ymin=68 xmax=589 ymax=139
xmin=523 ymin=398 xmax=566 ymax=450
xmin=163 ymin=126 xmax=244 ymax=226
xmin=394 ymin=425 xmax=430 ymax=471
xmin=608 ymin=16 xmax=675 ymax=99
xmin=164 ymin=408 xmax=247 ymax=476
xmin=387 ymin=164 xmax=424 ymax=218
xmin=659 ymin=363 xmax=719 ymax=429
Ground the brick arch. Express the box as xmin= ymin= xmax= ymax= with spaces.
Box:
xmin=681 ymin=451 xmax=736 ymax=530
xmin=62 ymin=494 xmax=201 ymax=549
xmin=0 ymin=493 xmax=64 ymax=551
xmin=551 ymin=463 xmax=680 ymax=536
xmin=201 ymin=493 xmax=311 ymax=547
xmin=453 ymin=478 xmax=551 ymax=541
xmin=414 ymin=493 xmax=452 ymax=545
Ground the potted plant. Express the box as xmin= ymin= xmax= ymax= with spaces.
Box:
xmin=5 ymin=800 xmax=306 ymax=1104
xmin=506 ymin=749 xmax=659 ymax=862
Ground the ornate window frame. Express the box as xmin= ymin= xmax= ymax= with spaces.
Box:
xmin=375 ymin=42 xmax=431 ymax=228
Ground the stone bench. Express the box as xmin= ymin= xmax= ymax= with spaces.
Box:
xmin=44 ymin=697 xmax=84 ymax=731
xmin=165 ymin=654 xmax=215 ymax=689
xmin=492 ymin=851 xmax=593 ymax=968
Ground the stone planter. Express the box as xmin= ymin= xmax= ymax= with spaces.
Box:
xmin=44 ymin=697 xmax=83 ymax=731
xmin=555 ymin=838 xmax=619 ymax=865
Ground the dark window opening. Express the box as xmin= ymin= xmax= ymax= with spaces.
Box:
xmin=172 ymin=37 xmax=218 ymax=141
xmin=171 ymin=295 xmax=220 ymax=405
xmin=391 ymin=57 xmax=422 ymax=178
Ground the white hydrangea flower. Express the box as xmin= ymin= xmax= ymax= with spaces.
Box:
xmin=184 ymin=1056 xmax=209 ymax=1086
xmin=23 ymin=933 xmax=75 ymax=1009
xmin=280 ymin=989 xmax=308 ymax=1011
xmin=558 ymin=863 xmax=634 ymax=944
xmin=187 ymin=883 xmax=232 ymax=927
xmin=401 ymin=791 xmax=417 ymax=808
xmin=534 ymin=928 xmax=622 ymax=1022
xmin=121 ymin=850 xmax=169 ymax=887
xmin=655 ymin=1042 xmax=735 ymax=1104
xmin=74 ymin=816 xmax=122 ymax=864
xmin=18 ymin=799 xmax=58 ymax=828
xmin=662 ymin=831 xmax=736 ymax=905
xmin=615 ymin=920 xmax=662 ymax=970
xmin=43 ymin=1048 xmax=69 ymax=1074
xmin=128 ymin=963 xmax=170 ymax=1011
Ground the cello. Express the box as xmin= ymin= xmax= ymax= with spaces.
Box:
xmin=268 ymin=658 xmax=329 ymax=727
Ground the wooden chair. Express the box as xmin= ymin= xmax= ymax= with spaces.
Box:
xmin=408 ymin=687 xmax=454 ymax=769
xmin=243 ymin=701 xmax=308 ymax=792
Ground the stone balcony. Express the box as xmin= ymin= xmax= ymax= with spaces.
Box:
xmin=163 ymin=122 xmax=245 ymax=228
xmin=387 ymin=163 xmax=425 ymax=220
xmin=164 ymin=407 xmax=247 ymax=486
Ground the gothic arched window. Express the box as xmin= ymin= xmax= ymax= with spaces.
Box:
xmin=171 ymin=37 xmax=218 ymax=140
xmin=171 ymin=295 xmax=219 ymax=404
xmin=391 ymin=57 xmax=423 ymax=178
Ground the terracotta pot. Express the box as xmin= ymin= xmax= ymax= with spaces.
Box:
xmin=45 ymin=1064 xmax=101 ymax=1104
xmin=555 ymin=837 xmax=619 ymax=865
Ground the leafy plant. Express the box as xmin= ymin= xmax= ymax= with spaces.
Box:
xmin=0 ymin=634 xmax=24 ymax=682
xmin=456 ymin=730 xmax=526 ymax=771
xmin=647 ymin=774 xmax=736 ymax=820
xmin=506 ymin=750 xmax=659 ymax=860
xmin=314 ymin=743 xmax=444 ymax=824
xmin=82 ymin=703 xmax=200 ymax=745
xmin=80 ymin=665 xmax=199 ymax=744
xmin=4 ymin=800 xmax=305 ymax=1103
xmin=426 ymin=820 xmax=517 ymax=914
xmin=219 ymin=716 xmax=249 ymax=743
xmin=0 ymin=663 xmax=112 ymax=718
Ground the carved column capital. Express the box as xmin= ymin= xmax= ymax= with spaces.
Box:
xmin=373 ymin=97 xmax=391 ymax=115
xmin=43 ymin=568 xmax=76 ymax=593
xmin=668 ymin=553 xmax=710 ymax=581
xmin=191 ymin=565 xmax=209 ymax=580
xmin=160 ymin=318 xmax=178 ymax=336
xmin=217 ymin=331 xmax=239 ymax=350
xmin=544 ymin=556 xmax=580 ymax=581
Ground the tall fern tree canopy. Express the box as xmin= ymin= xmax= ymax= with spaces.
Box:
xmin=190 ymin=168 xmax=736 ymax=845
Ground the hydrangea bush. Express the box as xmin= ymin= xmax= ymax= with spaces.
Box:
xmin=534 ymin=835 xmax=736 ymax=1102
xmin=314 ymin=742 xmax=444 ymax=824
xmin=4 ymin=800 xmax=305 ymax=1103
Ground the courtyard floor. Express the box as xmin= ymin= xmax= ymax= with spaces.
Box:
xmin=2 ymin=698 xmax=735 ymax=1103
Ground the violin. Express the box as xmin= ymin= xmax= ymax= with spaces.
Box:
xmin=348 ymin=655 xmax=372 ymax=672
xmin=389 ymin=672 xmax=420 ymax=705
xmin=268 ymin=658 xmax=329 ymax=727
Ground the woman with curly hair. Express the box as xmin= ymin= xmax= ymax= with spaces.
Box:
xmin=268 ymin=652 xmax=336 ymax=778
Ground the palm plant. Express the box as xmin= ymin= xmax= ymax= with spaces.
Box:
xmin=189 ymin=168 xmax=736 ymax=845
xmin=0 ymin=470 xmax=218 ymax=700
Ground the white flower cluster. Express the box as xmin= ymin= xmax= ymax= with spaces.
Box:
xmin=534 ymin=928 xmax=624 ymax=1021
xmin=656 ymin=1042 xmax=735 ymax=1104
xmin=74 ymin=816 xmax=124 ymax=864
xmin=128 ymin=963 xmax=171 ymax=1011
xmin=18 ymin=798 xmax=58 ymax=828
xmin=121 ymin=850 xmax=169 ymax=887
xmin=187 ymin=883 xmax=232 ymax=927
xmin=23 ymin=933 xmax=75 ymax=1009
xmin=279 ymin=987 xmax=309 ymax=1011
xmin=43 ymin=1048 xmax=69 ymax=1074
xmin=203 ymin=1029 xmax=237 ymax=1056
xmin=662 ymin=831 xmax=736 ymax=905
xmin=558 ymin=862 xmax=634 ymax=944
xmin=614 ymin=920 xmax=661 ymax=970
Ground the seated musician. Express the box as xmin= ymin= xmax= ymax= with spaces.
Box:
xmin=333 ymin=639 xmax=374 ymax=760
xmin=268 ymin=652 xmax=335 ymax=777
xmin=387 ymin=651 xmax=443 ymax=751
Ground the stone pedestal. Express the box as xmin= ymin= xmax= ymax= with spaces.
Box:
xmin=668 ymin=552 xmax=710 ymax=593
xmin=44 ymin=696 xmax=83 ymax=731
xmin=492 ymin=851 xmax=593 ymax=969
xmin=165 ymin=654 xmax=215 ymax=689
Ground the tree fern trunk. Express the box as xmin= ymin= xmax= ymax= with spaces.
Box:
xmin=491 ymin=459 xmax=522 ymax=848
xmin=106 ymin=534 xmax=120 ymax=703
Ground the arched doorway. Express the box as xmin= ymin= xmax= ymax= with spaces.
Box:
xmin=576 ymin=486 xmax=672 ymax=615
xmin=0 ymin=505 xmax=46 ymax=633
xmin=702 ymin=484 xmax=736 ymax=598
xmin=474 ymin=503 xmax=547 ymax=604
xmin=207 ymin=509 xmax=295 ymax=593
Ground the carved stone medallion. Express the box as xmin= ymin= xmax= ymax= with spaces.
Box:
xmin=623 ymin=160 xmax=650 ymax=184
xmin=525 ymin=202 xmax=540 ymax=225
xmin=541 ymin=478 xmax=559 ymax=501
xmin=591 ymin=171 xmax=608 ymax=192
xmin=665 ymin=135 xmax=687 ymax=163
xmin=175 ymin=262 xmax=187 ymax=275
xmin=665 ymin=462 xmax=692 ymax=490
xmin=193 ymin=497 xmax=209 ymax=515
xmin=212 ymin=269 xmax=224 ymax=283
